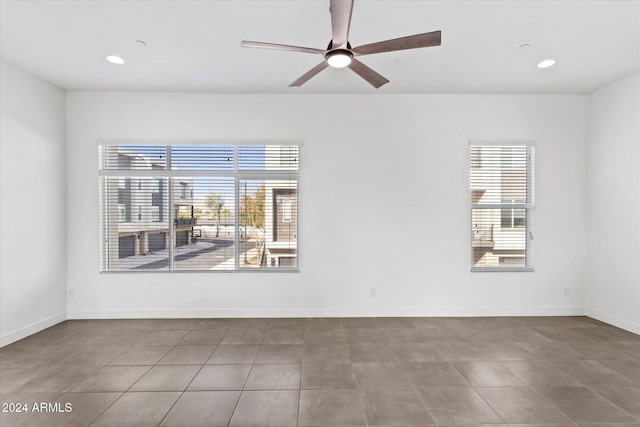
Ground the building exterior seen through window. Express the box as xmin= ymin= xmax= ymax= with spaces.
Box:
xmin=99 ymin=144 xmax=299 ymax=272
xmin=117 ymin=204 xmax=126 ymax=223
xmin=470 ymin=144 xmax=535 ymax=271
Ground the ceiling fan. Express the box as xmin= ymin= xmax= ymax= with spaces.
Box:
xmin=241 ymin=0 xmax=441 ymax=88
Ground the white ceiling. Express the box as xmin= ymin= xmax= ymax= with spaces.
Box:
xmin=1 ymin=0 xmax=639 ymax=94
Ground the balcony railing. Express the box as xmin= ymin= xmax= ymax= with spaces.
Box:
xmin=472 ymin=225 xmax=494 ymax=248
xmin=174 ymin=218 xmax=197 ymax=227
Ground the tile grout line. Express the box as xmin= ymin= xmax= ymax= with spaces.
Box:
xmin=226 ymin=331 xmax=265 ymax=427
xmin=584 ymin=382 xmax=640 ymax=422
xmin=20 ymin=328 xmax=160 ymax=426
xmin=87 ymin=326 xmax=169 ymax=427
xmin=537 ymin=355 xmax=640 ymax=422
xmin=155 ymin=326 xmax=231 ymax=426
xmin=526 ymin=381 xmax=586 ymax=424
xmin=88 ymin=324 xmax=202 ymax=427
xmin=426 ymin=359 xmax=504 ymax=425
xmin=296 ymin=344 xmax=303 ymax=427
xmin=348 ymin=339 xmax=370 ymax=427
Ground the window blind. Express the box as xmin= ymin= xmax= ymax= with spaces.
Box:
xmin=238 ymin=145 xmax=299 ymax=171
xmin=470 ymin=144 xmax=534 ymax=271
xmin=171 ymin=145 xmax=234 ymax=171
xmin=100 ymin=145 xmax=167 ymax=170
xmin=99 ymin=144 xmax=299 ymax=272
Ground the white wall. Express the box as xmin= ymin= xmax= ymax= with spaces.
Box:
xmin=586 ymin=72 xmax=640 ymax=334
xmin=66 ymin=92 xmax=588 ymax=318
xmin=0 ymin=60 xmax=67 ymax=345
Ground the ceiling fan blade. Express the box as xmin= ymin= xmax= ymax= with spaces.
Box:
xmin=289 ymin=61 xmax=330 ymax=87
xmin=330 ymin=0 xmax=354 ymax=48
xmin=347 ymin=59 xmax=389 ymax=88
xmin=241 ymin=40 xmax=325 ymax=56
xmin=352 ymin=30 xmax=441 ymax=56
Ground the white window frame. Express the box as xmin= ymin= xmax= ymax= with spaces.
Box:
xmin=470 ymin=141 xmax=535 ymax=272
xmin=99 ymin=142 xmax=300 ymax=273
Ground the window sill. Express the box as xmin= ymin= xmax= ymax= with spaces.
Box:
xmin=471 ymin=267 xmax=535 ymax=273
xmin=100 ymin=269 xmax=300 ymax=274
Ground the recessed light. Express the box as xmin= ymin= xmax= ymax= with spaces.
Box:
xmin=537 ymin=59 xmax=556 ymax=69
xmin=134 ymin=40 xmax=147 ymax=47
xmin=518 ymin=43 xmax=531 ymax=50
xmin=106 ymin=55 xmax=125 ymax=65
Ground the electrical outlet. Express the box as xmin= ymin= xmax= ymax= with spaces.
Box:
xmin=563 ymin=288 xmax=570 ymax=297
xmin=370 ymin=288 xmax=377 ymax=298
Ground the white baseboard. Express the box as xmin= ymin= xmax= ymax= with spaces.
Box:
xmin=67 ymin=306 xmax=585 ymax=319
xmin=585 ymin=307 xmax=640 ymax=335
xmin=0 ymin=312 xmax=67 ymax=347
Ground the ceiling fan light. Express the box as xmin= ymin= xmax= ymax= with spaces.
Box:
xmin=326 ymin=50 xmax=353 ymax=68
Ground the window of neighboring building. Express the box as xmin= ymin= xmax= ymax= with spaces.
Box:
xmin=150 ymin=179 xmax=160 ymax=193
xmin=470 ymin=143 xmax=535 ymax=271
xmin=99 ymin=144 xmax=299 ymax=272
xmin=500 ymin=200 xmax=526 ymax=229
xmin=118 ymin=204 xmax=126 ymax=222
xmin=282 ymin=199 xmax=292 ymax=223
xmin=150 ymin=206 xmax=160 ymax=222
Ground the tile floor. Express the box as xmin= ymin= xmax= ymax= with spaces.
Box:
xmin=0 ymin=316 xmax=639 ymax=426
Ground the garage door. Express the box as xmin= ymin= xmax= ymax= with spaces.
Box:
xmin=176 ymin=230 xmax=189 ymax=247
xmin=278 ymin=257 xmax=297 ymax=268
xmin=148 ymin=232 xmax=166 ymax=252
xmin=118 ymin=236 xmax=135 ymax=258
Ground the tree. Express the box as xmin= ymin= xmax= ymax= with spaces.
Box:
xmin=253 ymin=185 xmax=265 ymax=230
xmin=205 ymin=193 xmax=225 ymax=238
xmin=240 ymin=185 xmax=266 ymax=264
xmin=240 ymin=185 xmax=265 ymax=229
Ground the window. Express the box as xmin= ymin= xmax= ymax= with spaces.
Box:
xmin=282 ymin=199 xmax=292 ymax=223
xmin=470 ymin=143 xmax=534 ymax=271
xmin=150 ymin=206 xmax=160 ymax=222
xmin=500 ymin=200 xmax=525 ymax=229
xmin=99 ymin=144 xmax=299 ymax=272
xmin=150 ymin=179 xmax=160 ymax=193
xmin=117 ymin=204 xmax=126 ymax=222
xmin=179 ymin=182 xmax=188 ymax=199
